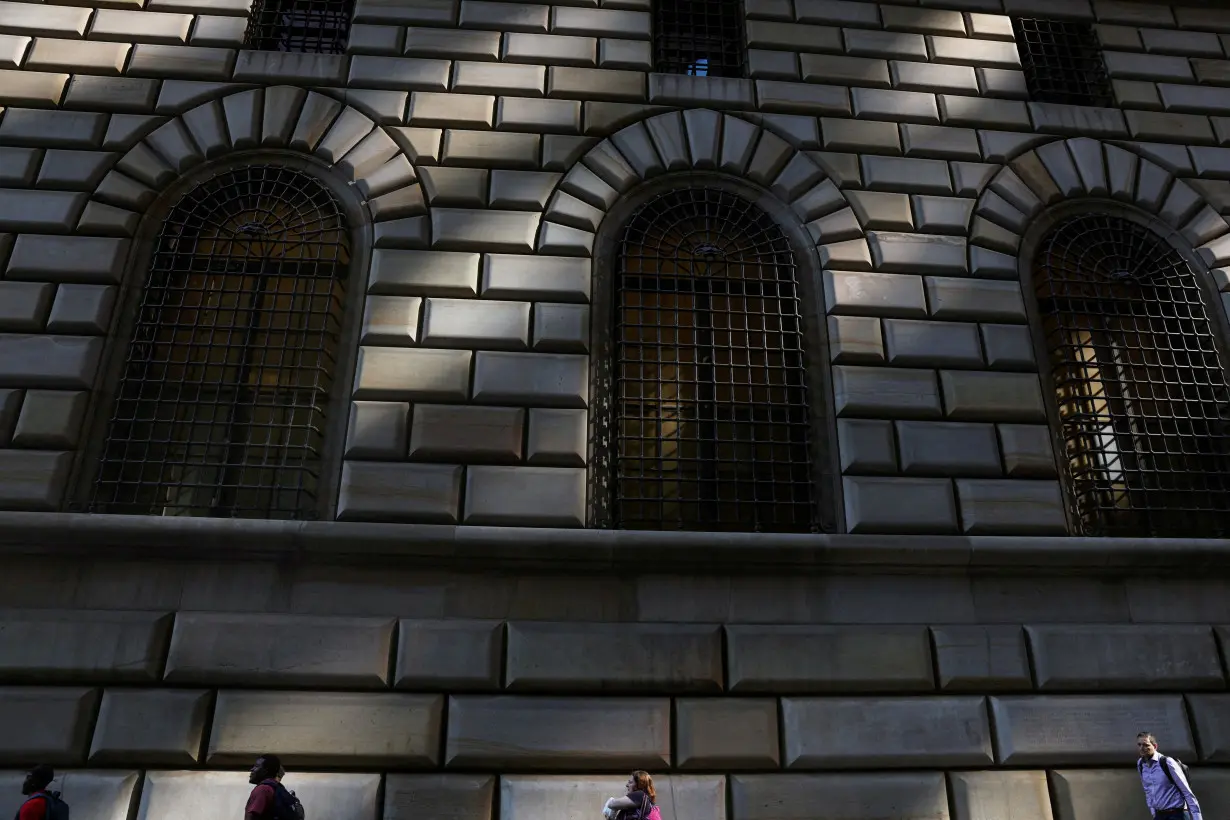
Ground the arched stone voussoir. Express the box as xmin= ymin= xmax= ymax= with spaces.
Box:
xmin=87 ymin=85 xmax=425 ymax=225
xmin=976 ymin=137 xmax=1230 ymax=265
xmin=539 ymin=108 xmax=856 ymax=254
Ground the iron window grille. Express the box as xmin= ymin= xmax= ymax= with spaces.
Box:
xmin=244 ymin=0 xmax=353 ymax=53
xmin=653 ymin=0 xmax=745 ymax=77
xmin=600 ymin=187 xmax=817 ymax=532
xmin=88 ymin=165 xmax=350 ymax=521
xmin=1033 ymin=213 xmax=1230 ymax=538
xmin=1012 ymin=17 xmax=1112 ymax=107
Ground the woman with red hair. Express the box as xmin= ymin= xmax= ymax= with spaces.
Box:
xmin=603 ymin=772 xmax=659 ymax=820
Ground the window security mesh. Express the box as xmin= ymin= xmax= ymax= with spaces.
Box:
xmin=607 ymin=188 xmax=815 ymax=532
xmin=1034 ymin=213 xmax=1230 ymax=538
xmin=1012 ymin=17 xmax=1112 ymax=106
xmin=653 ymin=0 xmax=745 ymax=77
xmin=89 ymin=166 xmax=349 ymax=521
xmin=244 ymin=0 xmax=352 ymax=53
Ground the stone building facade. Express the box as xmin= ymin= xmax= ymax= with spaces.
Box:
xmin=2 ymin=0 xmax=1230 ymax=816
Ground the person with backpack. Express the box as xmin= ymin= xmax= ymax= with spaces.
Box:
xmin=245 ymin=755 xmax=304 ymax=820
xmin=602 ymin=772 xmax=660 ymax=820
xmin=15 ymin=766 xmax=68 ymax=820
xmin=1137 ymin=731 xmax=1202 ymax=820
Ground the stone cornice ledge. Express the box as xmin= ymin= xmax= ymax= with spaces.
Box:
xmin=0 ymin=512 xmax=1228 ymax=575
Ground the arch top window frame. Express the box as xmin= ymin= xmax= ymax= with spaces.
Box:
xmin=1023 ymin=204 xmax=1230 ymax=539
xmin=82 ymin=162 xmax=357 ymax=522
xmin=591 ymin=183 xmax=830 ymax=534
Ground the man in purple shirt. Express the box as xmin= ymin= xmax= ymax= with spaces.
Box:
xmin=1137 ymin=732 xmax=1202 ymax=820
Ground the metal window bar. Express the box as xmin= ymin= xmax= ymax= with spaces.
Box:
xmin=653 ymin=0 xmax=745 ymax=77
xmin=88 ymin=166 xmax=350 ymax=521
xmin=1012 ymin=17 xmax=1112 ymax=106
xmin=1034 ymin=213 xmax=1230 ymax=537
xmin=244 ymin=0 xmax=353 ymax=54
xmin=609 ymin=188 xmax=816 ymax=532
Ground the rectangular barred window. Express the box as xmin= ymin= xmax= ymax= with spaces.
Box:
xmin=654 ymin=0 xmax=745 ymax=77
xmin=1012 ymin=18 xmax=1112 ymax=106
xmin=244 ymin=0 xmax=353 ymax=54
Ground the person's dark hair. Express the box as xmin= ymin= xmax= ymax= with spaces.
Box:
xmin=631 ymin=771 xmax=655 ymax=802
xmin=27 ymin=766 xmax=54 ymax=790
xmin=257 ymin=754 xmax=283 ymax=776
xmin=1138 ymin=731 xmax=1157 ymax=743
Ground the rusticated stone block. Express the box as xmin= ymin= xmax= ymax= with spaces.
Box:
xmin=164 ymin=612 xmax=395 ymax=687
xmin=1027 ymin=625 xmax=1224 ymax=691
xmin=385 ymin=775 xmax=495 ymax=820
xmin=932 ymin=626 xmax=1032 ymax=691
xmin=990 ymin=695 xmax=1194 ymax=765
xmin=726 ymin=625 xmax=933 ymax=692
xmin=949 ymin=771 xmax=1053 ymax=820
xmin=505 ymin=622 xmax=722 ymax=692
xmin=396 ymin=620 xmax=504 ymax=690
xmin=0 ymin=771 xmax=138 ymax=820
xmin=676 ymin=698 xmax=779 ymax=769
xmin=0 ymin=687 xmax=99 ymax=764
xmin=89 ymin=688 xmax=211 ymax=764
xmin=208 ymin=691 xmax=443 ymax=766
xmin=782 ymin=696 xmax=992 ymax=768
xmin=1188 ymin=694 xmax=1230 ymax=761
xmin=139 ymin=772 xmax=380 ymax=820
xmin=731 ymin=773 xmax=949 ymax=820
xmin=504 ymin=776 xmax=724 ymax=820
xmin=337 ymin=461 xmax=463 ymax=523
xmin=445 ymin=696 xmax=670 ymax=769
xmin=1049 ymin=770 xmax=1151 ymax=820
xmin=0 ymin=609 xmax=171 ymax=683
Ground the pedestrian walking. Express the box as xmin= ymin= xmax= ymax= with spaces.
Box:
xmin=1137 ymin=731 xmax=1202 ymax=820
xmin=603 ymin=771 xmax=659 ymax=820
xmin=245 ymin=755 xmax=304 ymax=820
xmin=13 ymin=766 xmax=68 ymax=820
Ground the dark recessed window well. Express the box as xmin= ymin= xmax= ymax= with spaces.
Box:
xmin=244 ymin=0 xmax=353 ymax=54
xmin=653 ymin=0 xmax=745 ymax=77
xmin=88 ymin=166 xmax=350 ymax=521
xmin=1012 ymin=17 xmax=1112 ymax=107
xmin=602 ymin=188 xmax=816 ymax=533
xmin=1033 ymin=213 xmax=1230 ymax=538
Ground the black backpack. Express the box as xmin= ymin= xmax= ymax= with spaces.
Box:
xmin=14 ymin=792 xmax=70 ymax=820
xmin=1139 ymin=754 xmax=1190 ymax=792
xmin=261 ymin=780 xmax=305 ymax=820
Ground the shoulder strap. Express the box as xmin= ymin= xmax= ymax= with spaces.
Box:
xmin=1157 ymin=755 xmax=1181 ymax=790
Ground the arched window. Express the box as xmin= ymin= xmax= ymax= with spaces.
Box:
xmin=1033 ymin=212 xmax=1230 ymax=537
xmin=607 ymin=188 xmax=815 ymax=532
xmin=90 ymin=165 xmax=350 ymax=520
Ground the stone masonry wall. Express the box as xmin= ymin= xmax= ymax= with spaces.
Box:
xmin=3 ymin=0 xmax=1230 ymax=533
xmin=1 ymin=598 xmax=1230 ymax=820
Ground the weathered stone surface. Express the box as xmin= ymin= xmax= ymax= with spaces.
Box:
xmin=782 ymin=696 xmax=992 ymax=768
xmin=828 ymin=315 xmax=884 ymax=364
xmin=139 ymin=772 xmax=380 ymax=820
xmin=0 ymin=771 xmax=137 ymax=820
xmin=932 ymin=626 xmax=1032 ymax=691
xmin=165 ymin=612 xmax=395 ymax=687
xmin=464 ymin=466 xmax=586 ymax=526
xmin=445 ymin=696 xmax=670 ymax=768
xmin=1189 ymin=693 xmax=1230 ymax=762
xmin=950 ymin=771 xmax=1053 ymax=820
xmin=1049 ymin=770 xmax=1157 ymax=820
xmin=824 ymin=270 xmax=927 ymax=318
xmin=208 ymin=691 xmax=443 ymax=765
xmin=836 ymin=418 xmax=896 ymax=474
xmin=883 ymin=318 xmax=983 ymax=368
xmin=0 ymin=687 xmax=99 ymax=764
xmin=385 ymin=775 xmax=495 ymax=820
xmin=955 ymin=479 xmax=1066 ymax=535
xmin=727 ymin=625 xmax=933 ymax=692
xmin=422 ymin=298 xmax=530 ymax=350
xmin=0 ymin=609 xmax=171 ymax=683
xmin=353 ymin=347 xmax=472 ymax=401
xmin=676 ymin=699 xmax=779 ymax=769
xmin=731 ymin=773 xmax=949 ymax=820
xmin=990 ymin=695 xmax=1194 ymax=764
xmin=89 ymin=689 xmax=210 ymax=764
xmin=941 ymin=371 xmax=1046 ymax=422
xmin=844 ymin=476 xmax=959 ymax=534
xmin=833 ymin=365 xmax=942 ymax=419
xmin=503 ymin=776 xmax=724 ymax=820
xmin=505 ymin=622 xmax=722 ymax=692
xmin=896 ymin=420 xmax=1001 ymax=476
xmin=1027 ymin=625 xmax=1224 ymax=691
xmin=337 ymin=461 xmax=462 ymax=523
xmin=526 ymin=407 xmax=586 ymax=466
xmin=471 ymin=351 xmax=587 ymax=408
xmin=0 ymin=450 xmax=72 ymax=510
xmin=396 ymin=620 xmax=504 ymax=690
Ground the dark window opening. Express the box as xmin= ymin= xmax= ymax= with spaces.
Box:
xmin=1012 ymin=17 xmax=1112 ymax=106
xmin=244 ymin=0 xmax=352 ymax=54
xmin=653 ymin=0 xmax=745 ymax=77
xmin=88 ymin=166 xmax=350 ymax=521
xmin=1034 ymin=213 xmax=1230 ymax=538
xmin=605 ymin=188 xmax=816 ymax=532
